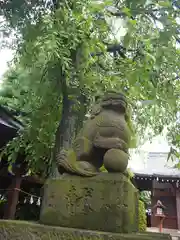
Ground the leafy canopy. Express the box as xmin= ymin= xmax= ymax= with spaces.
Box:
xmin=0 ymin=0 xmax=179 ymax=176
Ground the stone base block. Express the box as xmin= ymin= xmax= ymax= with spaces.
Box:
xmin=0 ymin=220 xmax=172 ymax=240
xmin=40 ymin=173 xmax=138 ymax=233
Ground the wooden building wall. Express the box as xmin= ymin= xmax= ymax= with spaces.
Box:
xmin=151 ymin=180 xmax=178 ymax=229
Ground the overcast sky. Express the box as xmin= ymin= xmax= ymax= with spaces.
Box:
xmin=0 ymin=48 xmax=13 ymax=81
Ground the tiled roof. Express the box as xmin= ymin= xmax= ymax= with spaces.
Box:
xmin=131 ymin=151 xmax=180 ymax=179
xmin=133 ymin=167 xmax=180 ymax=178
xmin=0 ymin=105 xmax=23 ymax=130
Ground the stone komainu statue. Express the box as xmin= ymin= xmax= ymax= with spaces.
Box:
xmin=57 ymin=92 xmax=131 ymax=177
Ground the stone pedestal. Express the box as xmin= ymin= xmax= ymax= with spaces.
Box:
xmin=0 ymin=173 xmax=172 ymax=240
xmin=40 ymin=173 xmax=138 ymax=233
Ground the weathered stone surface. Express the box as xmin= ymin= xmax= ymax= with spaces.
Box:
xmin=57 ymin=92 xmax=131 ymax=177
xmin=40 ymin=173 xmax=138 ymax=233
xmin=0 ymin=220 xmax=172 ymax=240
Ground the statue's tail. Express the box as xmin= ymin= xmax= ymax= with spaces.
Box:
xmin=56 ymin=149 xmax=97 ymax=177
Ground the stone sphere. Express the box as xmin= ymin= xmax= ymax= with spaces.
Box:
xmin=103 ymin=148 xmax=128 ymax=173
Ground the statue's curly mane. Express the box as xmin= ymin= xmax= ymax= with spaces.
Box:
xmin=90 ymin=92 xmax=127 ymax=119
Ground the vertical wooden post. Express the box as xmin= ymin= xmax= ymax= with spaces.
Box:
xmin=3 ymin=176 xmax=22 ymax=219
xmin=159 ymin=217 xmax=164 ymax=232
xmin=176 ymin=189 xmax=180 ymax=231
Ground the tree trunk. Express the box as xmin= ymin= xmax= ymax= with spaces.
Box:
xmin=50 ymin=44 xmax=85 ymax=178
xmin=75 ymin=94 xmax=87 ymax=135
xmin=51 ymin=94 xmax=77 ymax=178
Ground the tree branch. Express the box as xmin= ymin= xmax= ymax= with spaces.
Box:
xmin=91 ymin=43 xmax=136 ymax=57
xmin=52 ymin=0 xmax=59 ymax=10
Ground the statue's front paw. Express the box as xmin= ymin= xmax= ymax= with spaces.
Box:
xmin=116 ymin=140 xmax=128 ymax=153
xmin=77 ymin=161 xmax=98 ymax=173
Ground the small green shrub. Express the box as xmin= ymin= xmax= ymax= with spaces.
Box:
xmin=138 ymin=199 xmax=147 ymax=232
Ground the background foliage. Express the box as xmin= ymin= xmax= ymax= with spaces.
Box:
xmin=140 ymin=191 xmax=151 ymax=207
xmin=0 ymin=0 xmax=179 ymax=176
xmin=138 ymin=199 xmax=147 ymax=232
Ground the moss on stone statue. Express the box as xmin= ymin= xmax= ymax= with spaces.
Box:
xmin=0 ymin=220 xmax=172 ymax=240
xmin=40 ymin=173 xmax=138 ymax=233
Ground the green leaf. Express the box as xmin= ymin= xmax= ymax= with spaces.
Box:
xmin=158 ymin=1 xmax=171 ymax=7
xmin=122 ymin=7 xmax=131 ymax=17
xmin=123 ymin=32 xmax=131 ymax=48
xmin=145 ymin=52 xmax=156 ymax=63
